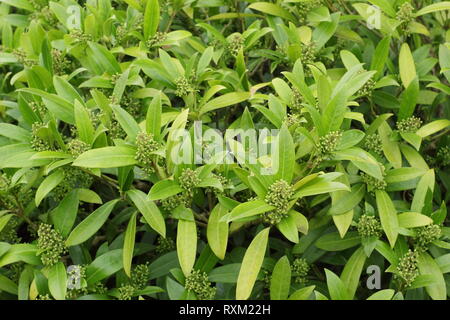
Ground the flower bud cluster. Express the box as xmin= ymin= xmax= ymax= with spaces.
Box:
xmin=37 ymin=223 xmax=67 ymax=267
xmin=156 ymin=236 xmax=175 ymax=254
xmin=185 ymin=269 xmax=216 ymax=300
xmin=414 ymin=224 xmax=441 ymax=252
xmin=357 ymin=214 xmax=382 ymax=238
xmin=364 ymin=134 xmax=383 ymax=155
xmin=396 ymin=249 xmax=419 ymax=288
xmin=263 ymin=179 xmax=293 ymax=225
xmin=135 ymin=132 xmax=160 ymax=174
xmin=397 ymin=116 xmax=422 ymax=133
xmin=292 ymin=258 xmax=310 ymax=284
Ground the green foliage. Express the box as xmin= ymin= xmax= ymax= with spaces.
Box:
xmin=0 ymin=0 xmax=448 ymax=301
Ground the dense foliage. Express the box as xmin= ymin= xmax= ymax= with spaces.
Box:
xmin=0 ymin=0 xmax=449 ymax=301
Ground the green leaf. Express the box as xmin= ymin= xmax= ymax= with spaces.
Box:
xmin=247 ymin=2 xmax=295 ymax=22
xmin=236 ymin=228 xmax=269 ymax=300
xmin=144 ymin=0 xmax=160 ymax=40
xmin=411 ymin=169 xmax=435 ymax=213
xmin=315 ymin=231 xmax=361 ymax=251
xmin=50 ymin=190 xmax=79 ymax=238
xmin=375 ymin=191 xmax=399 ymax=248
xmin=66 ymin=199 xmax=119 ymax=246
xmin=325 ymin=269 xmax=350 ymax=300
xmin=398 ymin=212 xmax=433 ymax=229
xmin=86 ymin=42 xmax=121 ymax=75
xmin=74 ymin=101 xmax=95 ymax=144
xmin=273 ymin=125 xmax=294 ymax=183
xmin=208 ymin=264 xmax=241 ymax=283
xmin=73 ymin=146 xmax=137 ymax=168
xmin=226 ymin=200 xmax=274 ymax=222
xmin=207 ymin=204 xmax=229 ymax=260
xmin=48 ymin=262 xmax=67 ymax=300
xmin=148 ymin=180 xmax=183 ymax=201
xmin=415 ymin=2 xmax=450 ymax=16
xmin=340 ymin=247 xmax=366 ymax=299
xmin=0 ymin=273 xmax=18 ymax=295
xmin=416 ymin=119 xmax=450 ymax=138
xmin=288 ymin=285 xmax=315 ymax=300
xmin=333 ymin=147 xmax=383 ymax=180
xmin=112 ymin=105 xmax=141 ymax=141
xmin=0 ymin=123 xmax=30 ymax=142
xmin=329 ymin=183 xmax=365 ymax=216
xmin=123 ymin=211 xmax=137 ymax=277
xmin=398 ymin=78 xmax=419 ymax=121
xmin=417 ymin=252 xmax=447 ymax=300
xmin=277 ymin=210 xmax=300 ymax=243
xmin=200 ymin=92 xmax=251 ymax=115
xmin=370 ymin=37 xmax=391 ymax=79
xmin=86 ymin=249 xmax=123 ymax=285
xmin=399 ymin=43 xmax=416 ymax=88
xmin=127 ymin=189 xmax=166 ymax=237
xmin=270 ymin=256 xmax=291 ymax=300
xmin=177 ymin=210 xmax=197 ymax=277
xmin=35 ymin=169 xmax=64 ymax=206
xmin=146 ymin=93 xmax=162 ymax=140
xmin=367 ymin=289 xmax=396 ymax=300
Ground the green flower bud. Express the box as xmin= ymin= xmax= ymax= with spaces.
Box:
xmin=261 ymin=268 xmax=271 ymax=289
xmin=360 ymin=172 xmax=387 ymax=193
xmin=146 ymin=32 xmax=168 ymax=48
xmin=31 ymin=122 xmax=52 ymax=152
xmin=29 ymin=101 xmax=46 ymax=119
xmin=357 ymin=214 xmax=382 ymax=238
xmin=12 ymin=48 xmax=36 ymax=67
xmin=437 ymin=146 xmax=450 ymax=167
xmin=364 ymin=134 xmax=383 ymax=155
xmin=317 ymin=131 xmax=342 ymax=154
xmin=135 ymin=132 xmax=160 ymax=174
xmin=69 ymin=29 xmax=92 ymax=45
xmin=109 ymin=118 xmax=127 ymax=140
xmin=396 ymin=249 xmax=419 ymax=288
xmin=263 ymin=179 xmax=293 ymax=225
xmin=226 ymin=34 xmax=244 ymax=57
xmin=414 ymin=224 xmax=441 ymax=252
xmin=291 ymin=88 xmax=303 ymax=113
xmin=52 ymin=167 xmax=93 ymax=201
xmin=156 ymin=236 xmax=176 ymax=254
xmin=174 ymin=76 xmax=194 ymax=97
xmin=284 ymin=113 xmax=302 ymax=128
xmin=293 ymin=0 xmax=323 ymax=24
xmin=118 ymin=284 xmax=135 ymax=300
xmin=0 ymin=215 xmax=21 ymax=243
xmin=36 ymin=294 xmax=52 ymax=300
xmin=51 ymin=49 xmax=72 ymax=76
xmin=292 ymin=258 xmax=310 ymax=284
xmin=185 ymin=269 xmax=216 ymax=300
xmin=301 ymin=41 xmax=317 ymax=66
xmin=179 ymin=169 xmax=200 ymax=195
xmin=397 ymin=116 xmax=422 ymax=133
xmin=37 ymin=223 xmax=67 ymax=267
xmin=67 ymin=139 xmax=90 ymax=158
xmin=131 ymin=263 xmax=150 ymax=290
xmin=356 ymin=77 xmax=376 ymax=98
xmin=161 ymin=193 xmax=190 ymax=212
xmin=396 ymin=2 xmax=415 ymax=33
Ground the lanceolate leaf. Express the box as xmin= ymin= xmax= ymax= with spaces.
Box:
xmin=127 ymin=189 xmax=166 ymax=237
xmin=177 ymin=209 xmax=197 ymax=277
xmin=270 ymin=256 xmax=291 ymax=300
xmin=375 ymin=191 xmax=399 ymax=248
xmin=236 ymin=228 xmax=269 ymax=300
